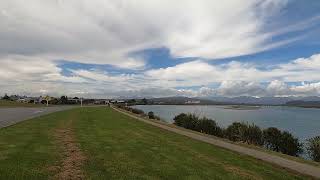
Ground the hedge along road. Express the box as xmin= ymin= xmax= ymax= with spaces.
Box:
xmin=113 ymin=107 xmax=320 ymax=179
xmin=0 ymin=106 xmax=76 ymax=128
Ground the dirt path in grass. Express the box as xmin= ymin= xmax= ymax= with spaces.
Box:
xmin=113 ymin=107 xmax=320 ymax=179
xmin=51 ymin=119 xmax=86 ymax=180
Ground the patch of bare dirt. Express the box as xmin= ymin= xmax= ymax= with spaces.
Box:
xmin=51 ymin=121 xmax=86 ymax=180
xmin=224 ymin=165 xmax=262 ymax=180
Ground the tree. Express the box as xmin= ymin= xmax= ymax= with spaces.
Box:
xmin=263 ymin=127 xmax=282 ymax=152
xmin=307 ymin=136 xmax=320 ymax=162
xmin=59 ymin=96 xmax=68 ymax=104
xmin=2 ymin=93 xmax=10 ymax=100
xmin=148 ymin=111 xmax=155 ymax=119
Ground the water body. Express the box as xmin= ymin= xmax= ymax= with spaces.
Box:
xmin=134 ymin=105 xmax=320 ymax=142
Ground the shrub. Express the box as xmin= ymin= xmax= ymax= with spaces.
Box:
xmin=307 ymin=136 xmax=320 ymax=162
xmin=131 ymin=108 xmax=145 ymax=115
xmin=172 ymin=113 xmax=304 ymax=158
xmin=225 ymin=122 xmax=248 ymax=142
xmin=263 ymin=127 xmax=302 ymax=156
xmin=148 ymin=111 xmax=155 ymax=119
xmin=244 ymin=124 xmax=263 ymax=146
xmin=263 ymin=127 xmax=282 ymax=152
xmin=196 ymin=117 xmax=223 ymax=137
xmin=173 ymin=113 xmax=188 ymax=127
xmin=174 ymin=113 xmax=222 ymax=137
xmin=173 ymin=113 xmax=198 ymax=130
xmin=279 ymin=131 xmax=303 ymax=156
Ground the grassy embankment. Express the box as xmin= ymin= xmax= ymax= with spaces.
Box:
xmin=0 ymin=100 xmax=44 ymax=108
xmin=0 ymin=107 xmax=310 ymax=179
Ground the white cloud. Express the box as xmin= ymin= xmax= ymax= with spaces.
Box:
xmin=0 ymin=1 xmax=319 ymax=98
xmin=291 ymin=82 xmax=320 ymax=96
xmin=0 ymin=0 xmax=294 ymax=68
xmin=0 ymin=55 xmax=85 ymax=83
xmin=1 ymin=52 xmax=320 ymax=98
xmin=146 ymin=53 xmax=320 ymax=86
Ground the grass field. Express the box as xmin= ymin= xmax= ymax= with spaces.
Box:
xmin=0 ymin=107 xmax=309 ymax=179
xmin=0 ymin=100 xmax=44 ymax=108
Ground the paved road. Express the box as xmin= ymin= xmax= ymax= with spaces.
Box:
xmin=0 ymin=106 xmax=76 ymax=128
xmin=113 ymin=107 xmax=320 ymax=179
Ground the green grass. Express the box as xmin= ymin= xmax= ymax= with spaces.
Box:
xmin=0 ymin=110 xmax=72 ymax=179
xmin=0 ymin=107 xmax=309 ymax=179
xmin=0 ymin=100 xmax=44 ymax=108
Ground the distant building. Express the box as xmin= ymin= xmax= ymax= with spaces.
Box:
xmin=185 ymin=100 xmax=201 ymax=104
xmin=17 ymin=98 xmax=31 ymax=103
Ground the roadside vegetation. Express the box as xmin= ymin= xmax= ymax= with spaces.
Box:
xmin=116 ymin=105 xmax=320 ymax=162
xmin=173 ymin=113 xmax=320 ymax=161
xmin=0 ymin=107 xmax=309 ymax=179
xmin=1 ymin=93 xmax=104 ymax=106
xmin=307 ymin=136 xmax=320 ymax=162
xmin=116 ymin=104 xmax=161 ymax=120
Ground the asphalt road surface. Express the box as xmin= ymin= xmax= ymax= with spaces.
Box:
xmin=0 ymin=106 xmax=76 ymax=128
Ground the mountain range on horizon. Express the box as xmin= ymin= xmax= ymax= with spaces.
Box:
xmin=145 ymin=96 xmax=320 ymax=105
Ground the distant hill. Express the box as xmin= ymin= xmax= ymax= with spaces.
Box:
xmin=203 ymin=96 xmax=320 ymax=105
xmin=147 ymin=96 xmax=320 ymax=106
xmin=148 ymin=96 xmax=228 ymax=105
xmin=286 ymin=100 xmax=320 ymax=108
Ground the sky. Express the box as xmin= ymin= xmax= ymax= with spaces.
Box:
xmin=0 ymin=0 xmax=320 ymax=98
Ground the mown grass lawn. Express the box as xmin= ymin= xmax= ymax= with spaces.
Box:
xmin=0 ymin=107 xmax=309 ymax=179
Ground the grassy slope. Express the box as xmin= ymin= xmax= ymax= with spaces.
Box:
xmin=75 ymin=107 xmax=306 ymax=179
xmin=0 ymin=107 xmax=308 ymax=179
xmin=0 ymin=100 xmax=44 ymax=108
xmin=0 ymin=110 xmax=71 ymax=179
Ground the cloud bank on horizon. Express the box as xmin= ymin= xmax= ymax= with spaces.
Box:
xmin=0 ymin=0 xmax=320 ymax=98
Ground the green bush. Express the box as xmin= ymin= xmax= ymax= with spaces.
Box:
xmin=263 ymin=127 xmax=302 ymax=156
xmin=279 ymin=131 xmax=302 ymax=156
xmin=173 ymin=113 xmax=188 ymax=127
xmin=263 ymin=127 xmax=282 ymax=152
xmin=131 ymin=108 xmax=145 ymax=115
xmin=196 ymin=117 xmax=223 ymax=137
xmin=173 ymin=113 xmax=304 ymax=159
xmin=225 ymin=122 xmax=248 ymax=142
xmin=307 ymin=136 xmax=320 ymax=162
xmin=173 ymin=113 xmax=222 ymax=137
xmin=148 ymin=111 xmax=155 ymax=119
xmin=243 ymin=124 xmax=264 ymax=146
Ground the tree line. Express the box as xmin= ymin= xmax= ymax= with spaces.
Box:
xmin=116 ymin=104 xmax=161 ymax=120
xmin=173 ymin=113 xmax=320 ymax=162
